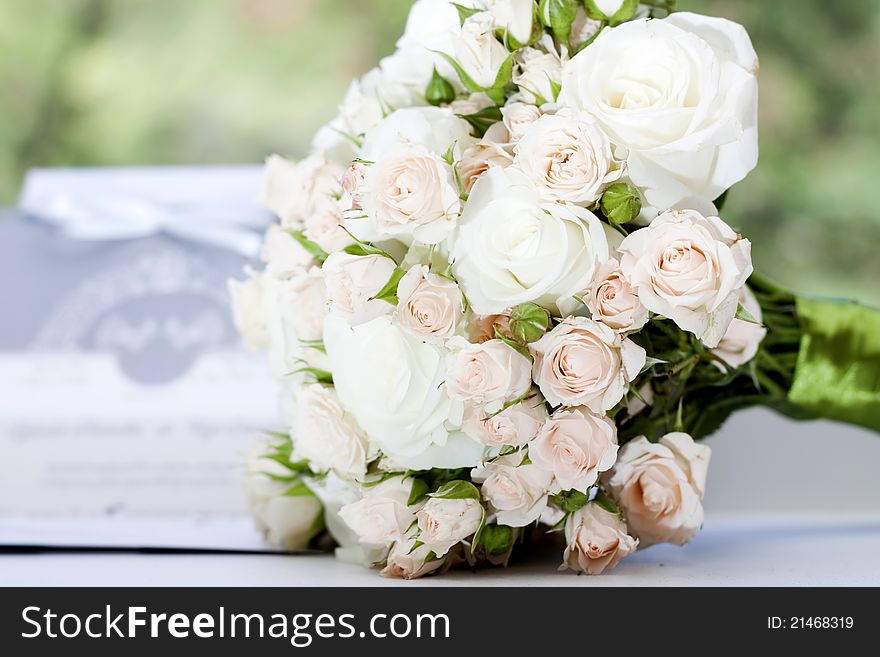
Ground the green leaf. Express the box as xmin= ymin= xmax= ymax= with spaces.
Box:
xmin=429 ymin=480 xmax=481 ymax=500
xmin=292 ymin=367 xmax=334 ymax=385
xmin=548 ymin=77 xmax=562 ymax=103
xmin=458 ymin=105 xmax=503 ymax=138
xmin=432 ymin=50 xmax=484 ymax=94
xmin=735 ymin=303 xmax=761 ymax=325
xmin=407 ymin=478 xmax=430 ymax=506
xmin=552 ymin=489 xmax=590 ymax=513
xmin=426 ymin=67 xmax=456 ymax=106
xmin=442 ymin=143 xmax=456 ymax=166
xmin=283 ymin=480 xmax=316 ymax=498
xmin=489 ymin=51 xmax=515 ymax=92
xmin=299 ymin=339 xmax=326 ymax=354
xmin=289 ymin=230 xmax=329 ymax=262
xmin=494 ymin=324 xmax=534 ymax=363
xmin=340 ymin=228 xmax=398 ymax=262
xmin=370 ymin=266 xmax=407 ymax=305
xmin=593 ymin=490 xmax=621 ymax=516
xmin=476 ymin=523 xmax=514 ymax=556
xmin=451 ymin=2 xmax=481 ymax=25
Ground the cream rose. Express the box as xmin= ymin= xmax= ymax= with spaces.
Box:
xmin=291 ymin=384 xmax=369 ymax=478
xmin=324 ymin=316 xmax=481 ymax=470
xmin=445 ymin=337 xmax=533 ymax=415
xmin=393 ymin=265 xmax=464 ymax=342
xmin=260 ymin=224 xmax=315 ymax=278
xmin=228 ymin=271 xmax=269 ymax=351
xmin=279 ymin=267 xmax=326 ymax=343
xmin=381 ymin=536 xmax=446 ymax=579
xmin=514 ymin=109 xmax=620 ymax=205
xmin=453 ymin=13 xmax=510 ymax=89
xmin=460 ymin=396 xmax=547 ymax=447
xmin=502 ymin=102 xmax=542 ymax=144
xmin=451 ymin=166 xmax=610 ymax=315
xmin=481 ymin=0 xmax=535 ymax=46
xmin=472 ymin=453 xmax=552 ymax=527
xmin=558 ymin=13 xmax=759 ymax=211
xmin=529 ymin=408 xmax=618 ymax=493
xmin=416 ymin=497 xmax=484 ymax=556
xmin=711 ymin=285 xmax=767 ymax=368
xmin=459 ymin=140 xmax=514 ymax=194
xmin=605 ymin=432 xmax=711 ymax=546
xmin=513 ymin=39 xmax=564 ymax=105
xmin=338 ymin=476 xmax=419 ymax=548
xmin=321 ymin=252 xmax=397 ymax=326
xmin=304 ymin=203 xmax=352 ymax=254
xmin=619 ymin=209 xmax=753 ymax=347
xmin=361 ymin=144 xmax=462 ymax=245
xmin=587 ymin=259 xmax=648 ymax=333
xmin=259 ymin=153 xmax=342 ymax=228
xmin=561 ymin=504 xmax=638 ymax=575
xmin=531 ymin=317 xmax=646 ymax=412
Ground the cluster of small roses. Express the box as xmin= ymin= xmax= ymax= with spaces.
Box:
xmin=232 ymin=0 xmax=768 ymax=577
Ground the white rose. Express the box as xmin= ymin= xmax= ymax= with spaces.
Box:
xmin=570 ymin=8 xmax=602 ymax=50
xmin=711 ymin=285 xmax=767 ymax=368
xmin=445 ymin=337 xmax=533 ymax=415
xmin=304 ymin=203 xmax=352 ymax=254
xmin=228 ymin=271 xmax=269 ymax=350
xmin=450 ymin=92 xmax=496 ymax=117
xmin=291 ymin=384 xmax=369 ymax=478
xmin=453 ymin=13 xmax=511 ymax=89
xmin=472 ymin=453 xmax=552 ymax=527
xmin=245 ymin=444 xmax=323 ymax=551
xmin=513 ymin=40 xmax=564 ymax=105
xmin=381 ymin=536 xmax=446 ymax=579
xmin=322 ymin=252 xmax=397 ymax=326
xmin=481 ymin=0 xmax=535 ymax=45
xmin=393 ymin=265 xmax=464 ymax=342
xmin=361 ymin=107 xmax=474 ymax=163
xmin=562 ymin=504 xmax=638 ymax=575
xmin=263 ymin=272 xmax=328 ymax=378
xmin=460 ymin=395 xmax=547 ymax=447
xmin=396 ymin=0 xmax=470 ymax=85
xmin=531 ymin=316 xmax=646 ymax=412
xmin=361 ymin=144 xmax=461 ymax=245
xmin=260 ymin=224 xmax=315 ymax=278
xmin=586 ymin=258 xmax=648 ymax=333
xmin=514 ymin=109 xmax=620 ymax=205
xmin=335 ymin=70 xmax=387 ymax=140
xmin=459 ymin=140 xmax=514 ymax=194
xmin=325 ymin=316 xmax=480 ymax=469
xmin=605 ymin=432 xmax=710 ymax=547
xmin=416 ymin=497 xmax=483 ymax=556
xmin=451 ymin=166 xmax=610 ymax=315
xmin=339 ymin=476 xmax=419 ymax=548
xmin=619 ymin=209 xmax=753 ymax=347
xmin=529 ymin=407 xmax=618 ymax=493
xmin=501 ymin=102 xmax=543 ymax=144
xmin=558 ymin=14 xmax=759 ymax=211
xmin=259 ymin=153 xmax=342 ymax=228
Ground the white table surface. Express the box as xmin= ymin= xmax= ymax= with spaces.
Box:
xmin=2 ymin=514 xmax=878 ymax=587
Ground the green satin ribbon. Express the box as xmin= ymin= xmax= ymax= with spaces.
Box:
xmin=788 ymin=296 xmax=880 ymax=432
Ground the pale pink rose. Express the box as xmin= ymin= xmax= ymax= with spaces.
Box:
xmin=711 ymin=285 xmax=767 ymax=368
xmin=446 ymin=337 xmax=533 ymax=413
xmin=472 ymin=453 xmax=552 ymax=527
xmin=338 ymin=476 xmax=417 ymax=547
xmin=381 ymin=537 xmax=445 ymax=580
xmin=514 ymin=109 xmax=620 ymax=205
xmin=531 ymin=317 xmax=646 ymax=412
xmin=416 ymin=497 xmax=483 ymax=557
xmin=587 ymin=259 xmax=648 ymax=333
xmin=501 ymin=102 xmax=543 ymax=144
xmin=619 ymin=209 xmax=753 ymax=347
xmin=529 ymin=407 xmax=618 ymax=493
xmin=467 ymin=313 xmax=511 ymax=344
xmin=341 ymin=161 xmax=368 ymax=210
xmin=259 ymin=153 xmax=342 ymax=228
xmin=393 ymin=265 xmax=464 ymax=342
xmin=361 ymin=144 xmax=461 ymax=244
xmin=561 ymin=504 xmax=638 ymax=575
xmin=304 ymin=203 xmax=352 ymax=254
xmin=459 ymin=141 xmax=513 ymax=194
xmin=605 ymin=433 xmax=711 ymax=547
xmin=460 ymin=396 xmax=548 ymax=448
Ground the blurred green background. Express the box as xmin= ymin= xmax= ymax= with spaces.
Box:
xmin=1 ymin=0 xmax=878 ymax=305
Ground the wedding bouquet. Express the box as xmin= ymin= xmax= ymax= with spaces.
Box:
xmin=230 ymin=0 xmax=880 ymax=578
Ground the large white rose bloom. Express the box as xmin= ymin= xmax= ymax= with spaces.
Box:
xmin=558 ymin=13 xmax=759 ymax=213
xmin=451 ymin=166 xmax=609 ymax=315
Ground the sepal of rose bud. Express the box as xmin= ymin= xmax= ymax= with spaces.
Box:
xmin=583 ymin=0 xmax=638 ymax=25
xmin=600 ymin=182 xmax=642 ymax=226
xmin=426 ymin=67 xmax=456 ymax=106
xmin=539 ymin=0 xmax=579 ymax=43
xmin=509 ymin=302 xmax=552 ymax=343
